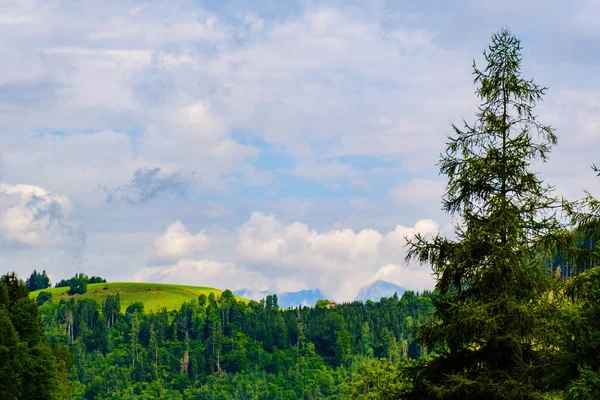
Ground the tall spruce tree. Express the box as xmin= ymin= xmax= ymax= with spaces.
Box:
xmin=405 ymin=29 xmax=563 ymax=399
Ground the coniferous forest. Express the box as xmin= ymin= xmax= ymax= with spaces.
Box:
xmin=4 ymin=273 xmax=434 ymax=399
xmin=2 ymin=29 xmax=600 ymax=400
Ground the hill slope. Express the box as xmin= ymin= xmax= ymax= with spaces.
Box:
xmin=30 ymin=282 xmax=241 ymax=312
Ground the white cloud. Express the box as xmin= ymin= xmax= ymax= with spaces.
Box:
xmin=0 ymin=182 xmax=82 ymax=247
xmin=88 ymin=8 xmax=223 ymax=45
xmin=2 ymin=0 xmax=598 ymax=298
xmin=43 ymin=47 xmax=153 ymax=111
xmin=379 ymin=219 xmax=440 ymax=260
xmin=132 ymin=259 xmax=267 ymax=292
xmin=370 ymin=263 xmax=436 ymax=292
xmin=173 ymin=102 xmax=226 ymax=140
xmin=138 ymin=103 xmax=261 ymax=191
xmin=236 ymin=212 xmax=440 ymax=301
xmin=237 ymin=212 xmax=381 ymax=272
xmin=213 ymin=9 xmax=471 ymax=165
xmin=151 ymin=221 xmax=210 ymax=263
xmin=0 ymin=2 xmax=475 ymax=201
xmin=133 ymin=212 xmax=442 ymax=301
xmin=1 ymin=130 xmax=139 ymax=204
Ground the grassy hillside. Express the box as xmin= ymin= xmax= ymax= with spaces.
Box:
xmin=29 ymin=282 xmax=241 ymax=313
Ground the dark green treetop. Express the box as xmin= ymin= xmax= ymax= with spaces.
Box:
xmin=68 ymin=272 xmax=88 ymax=295
xmin=25 ymin=269 xmax=51 ymax=291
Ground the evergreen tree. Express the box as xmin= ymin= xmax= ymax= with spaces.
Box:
xmin=102 ymin=293 xmax=121 ymax=328
xmin=559 ymin=164 xmax=600 ymax=395
xmin=563 ymin=164 xmax=600 ymax=274
xmin=360 ymin=322 xmax=374 ymax=357
xmin=380 ymin=327 xmax=398 ymax=362
xmin=405 ymin=29 xmax=563 ymax=399
xmin=149 ymin=323 xmax=159 ymax=379
xmin=0 ymin=307 xmax=24 ymax=400
xmin=334 ymin=329 xmax=351 ymax=366
xmin=25 ymin=269 xmax=51 ymax=291
xmin=0 ymin=273 xmax=72 ymax=399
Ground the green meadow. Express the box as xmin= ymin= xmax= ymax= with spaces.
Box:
xmin=30 ymin=282 xmax=243 ymax=313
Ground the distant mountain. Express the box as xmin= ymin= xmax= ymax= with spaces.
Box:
xmin=356 ymin=280 xmax=405 ymax=302
xmin=278 ymin=289 xmax=325 ymax=308
xmin=233 ymin=288 xmax=326 ymax=308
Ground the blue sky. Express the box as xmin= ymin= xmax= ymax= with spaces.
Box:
xmin=0 ymin=0 xmax=599 ymax=301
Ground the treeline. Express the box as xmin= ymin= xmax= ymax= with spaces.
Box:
xmin=55 ymin=273 xmax=107 ymax=293
xmin=25 ymin=270 xmax=107 ymax=297
xmin=25 ymin=269 xmax=51 ymax=291
xmin=36 ymin=288 xmax=434 ymax=399
xmin=25 ymin=270 xmax=107 ymax=293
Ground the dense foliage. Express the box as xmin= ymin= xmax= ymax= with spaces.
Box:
xmin=26 ymin=269 xmax=52 ymax=291
xmin=55 ymin=273 xmax=107 ymax=295
xmin=0 ymin=273 xmax=73 ymax=399
xmin=35 ymin=287 xmax=434 ymax=399
xmin=56 ymin=273 xmax=107 ymax=289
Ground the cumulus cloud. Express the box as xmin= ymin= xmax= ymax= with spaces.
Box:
xmin=1 ymin=130 xmax=138 ymax=204
xmin=151 ymin=221 xmax=210 ymax=264
xmin=379 ymin=219 xmax=442 ymax=261
xmin=131 ymin=212 xmax=444 ymax=301
xmin=238 ymin=212 xmax=381 ymax=271
xmin=101 ymin=167 xmax=187 ymax=204
xmin=0 ymin=183 xmax=85 ymax=252
xmin=370 ymin=263 xmax=436 ymax=292
xmin=236 ymin=212 xmax=442 ymax=301
xmin=138 ymin=102 xmax=262 ymax=191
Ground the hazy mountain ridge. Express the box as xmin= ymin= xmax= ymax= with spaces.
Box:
xmin=233 ymin=288 xmax=326 ymax=308
xmin=356 ymin=280 xmax=406 ymax=302
xmin=234 ymin=280 xmax=406 ymax=308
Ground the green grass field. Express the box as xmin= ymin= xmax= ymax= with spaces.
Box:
xmin=29 ymin=282 xmax=243 ymax=313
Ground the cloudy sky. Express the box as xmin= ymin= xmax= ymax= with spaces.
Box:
xmin=1 ymin=0 xmax=599 ymax=301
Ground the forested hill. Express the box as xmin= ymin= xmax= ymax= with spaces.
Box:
xmin=35 ymin=284 xmax=434 ymax=399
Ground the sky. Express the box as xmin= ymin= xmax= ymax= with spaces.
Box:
xmin=1 ymin=0 xmax=599 ymax=301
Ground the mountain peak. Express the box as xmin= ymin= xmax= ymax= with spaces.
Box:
xmin=356 ymin=280 xmax=406 ymax=302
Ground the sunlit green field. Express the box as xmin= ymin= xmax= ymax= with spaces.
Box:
xmin=30 ymin=282 xmax=243 ymax=313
